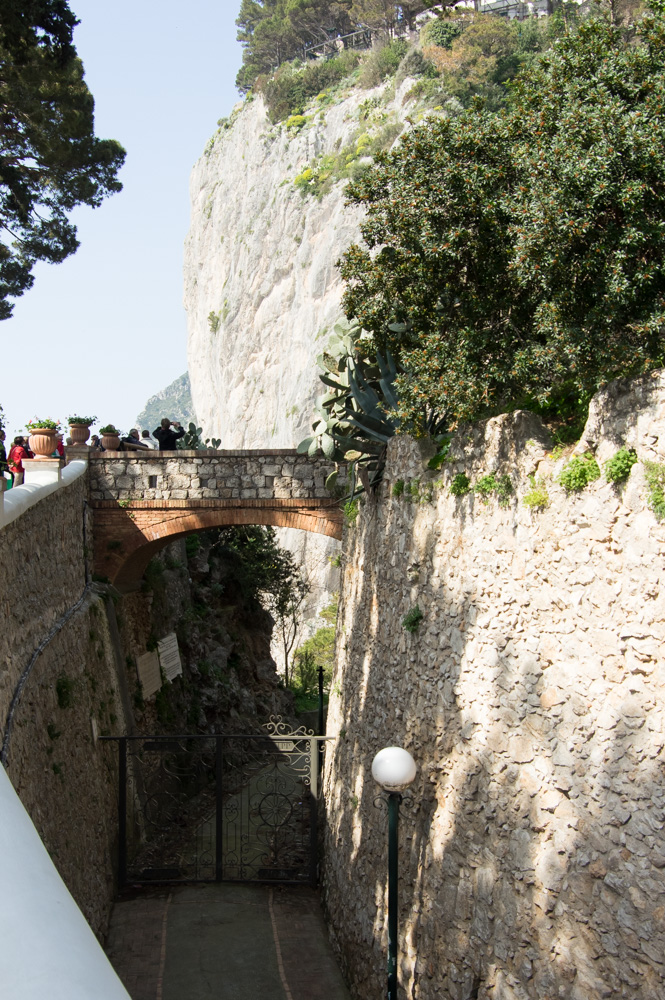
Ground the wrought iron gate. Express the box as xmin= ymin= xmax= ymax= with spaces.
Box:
xmin=104 ymin=718 xmax=325 ymax=886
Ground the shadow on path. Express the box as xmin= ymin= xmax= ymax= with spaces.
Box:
xmin=105 ymin=882 xmax=351 ymax=1000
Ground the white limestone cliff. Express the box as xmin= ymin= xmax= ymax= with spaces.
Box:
xmin=183 ymin=75 xmax=419 ymax=634
xmin=184 ymin=77 xmax=420 ymax=447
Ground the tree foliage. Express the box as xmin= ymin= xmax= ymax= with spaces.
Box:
xmin=423 ymin=13 xmax=551 ymax=110
xmin=212 ymin=524 xmax=310 ymax=686
xmin=235 ymin=0 xmax=441 ymax=91
xmin=236 ymin=0 xmax=354 ymax=91
xmin=340 ymin=3 xmax=665 ymax=428
xmin=0 ymin=0 xmax=125 ymax=318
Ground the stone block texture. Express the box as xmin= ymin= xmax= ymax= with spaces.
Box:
xmin=322 ymin=370 xmax=665 ymax=1000
xmin=87 ymin=449 xmax=334 ymax=502
xmin=0 ymin=476 xmax=132 ymax=938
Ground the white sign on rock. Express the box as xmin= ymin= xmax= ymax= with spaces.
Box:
xmin=137 ymin=651 xmax=161 ymax=700
xmin=158 ymin=633 xmax=183 ymax=681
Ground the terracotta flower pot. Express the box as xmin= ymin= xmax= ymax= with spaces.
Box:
xmin=29 ymin=428 xmax=58 ymax=460
xmin=101 ymin=433 xmax=121 ymax=451
xmin=69 ymin=423 xmax=91 ymax=446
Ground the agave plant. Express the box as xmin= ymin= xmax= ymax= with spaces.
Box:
xmin=298 ymin=322 xmax=401 ymax=496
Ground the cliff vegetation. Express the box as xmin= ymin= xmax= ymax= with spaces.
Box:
xmin=235 ymin=0 xmax=443 ymax=93
xmin=301 ymin=2 xmax=665 ymax=478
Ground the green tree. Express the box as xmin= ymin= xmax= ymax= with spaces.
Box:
xmin=423 ymin=14 xmax=549 ymax=109
xmin=286 ymin=0 xmax=352 ymax=43
xmin=212 ymin=525 xmax=310 ymax=685
xmin=290 ymin=596 xmax=337 ymax=709
xmin=0 ymin=0 xmax=125 ymax=319
xmin=350 ymin=0 xmax=440 ymax=32
xmin=236 ymin=0 xmax=443 ymax=90
xmin=340 ymin=2 xmax=665 ymax=427
xmin=236 ymin=0 xmax=353 ymax=91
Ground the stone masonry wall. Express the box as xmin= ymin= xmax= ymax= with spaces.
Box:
xmin=87 ymin=450 xmax=335 ymax=501
xmin=7 ymin=590 xmax=131 ymax=938
xmin=322 ymin=370 xmax=665 ymax=1000
xmin=0 ymin=478 xmax=133 ymax=938
xmin=0 ymin=475 xmax=88 ymax=723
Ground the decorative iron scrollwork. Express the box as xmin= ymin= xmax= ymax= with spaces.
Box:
xmin=262 ymin=714 xmax=315 ymax=739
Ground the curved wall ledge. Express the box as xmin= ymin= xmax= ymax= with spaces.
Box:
xmin=0 ymin=460 xmax=87 ymax=529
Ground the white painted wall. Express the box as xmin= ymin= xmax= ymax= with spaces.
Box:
xmin=0 ymin=460 xmax=87 ymax=529
xmin=0 ymin=765 xmax=130 ymax=999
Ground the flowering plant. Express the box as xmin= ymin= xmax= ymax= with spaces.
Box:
xmin=99 ymin=424 xmax=120 ymax=435
xmin=67 ymin=415 xmax=97 ymax=426
xmin=26 ymin=418 xmax=60 ymax=430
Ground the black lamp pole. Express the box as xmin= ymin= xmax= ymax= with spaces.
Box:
xmin=372 ymin=746 xmax=416 ymax=1000
xmin=387 ymin=791 xmax=400 ymax=1000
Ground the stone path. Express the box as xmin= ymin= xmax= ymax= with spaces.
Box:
xmin=105 ymin=882 xmax=351 ymax=1000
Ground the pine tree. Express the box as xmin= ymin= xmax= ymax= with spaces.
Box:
xmin=0 ymin=0 xmax=125 ymax=318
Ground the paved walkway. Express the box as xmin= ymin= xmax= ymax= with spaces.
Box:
xmin=105 ymin=883 xmax=351 ymax=1000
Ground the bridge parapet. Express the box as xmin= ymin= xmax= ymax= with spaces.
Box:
xmin=88 ymin=449 xmax=344 ymax=586
xmin=88 ymin=449 xmax=335 ymax=502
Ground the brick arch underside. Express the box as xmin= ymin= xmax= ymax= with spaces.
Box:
xmin=102 ymin=504 xmax=343 ymax=589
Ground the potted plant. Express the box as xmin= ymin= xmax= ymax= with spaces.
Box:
xmin=26 ymin=418 xmax=60 ymax=460
xmin=99 ymin=424 xmax=121 ymax=450
xmin=67 ymin=415 xmax=96 ymax=446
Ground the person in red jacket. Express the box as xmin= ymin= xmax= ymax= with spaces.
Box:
xmin=8 ymin=436 xmax=28 ymax=486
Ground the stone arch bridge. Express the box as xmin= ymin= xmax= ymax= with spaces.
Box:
xmin=88 ymin=449 xmax=342 ymax=589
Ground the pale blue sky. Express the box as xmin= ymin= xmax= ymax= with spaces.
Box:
xmin=2 ymin=1 xmax=243 ymax=442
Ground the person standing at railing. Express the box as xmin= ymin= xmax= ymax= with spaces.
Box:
xmin=7 ymin=436 xmax=28 ymax=486
xmin=153 ymin=418 xmax=185 ymax=450
xmin=122 ymin=428 xmax=150 ymax=450
xmin=51 ymin=432 xmax=65 ymax=458
xmin=0 ymin=430 xmax=9 ymax=486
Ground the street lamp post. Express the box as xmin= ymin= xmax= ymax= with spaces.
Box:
xmin=372 ymin=747 xmax=417 ymax=1000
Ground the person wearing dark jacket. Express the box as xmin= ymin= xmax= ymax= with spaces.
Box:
xmin=153 ymin=418 xmax=185 ymax=450
xmin=0 ymin=430 xmax=9 ymax=484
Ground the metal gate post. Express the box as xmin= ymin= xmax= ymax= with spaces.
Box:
xmin=318 ymin=666 xmax=324 ymax=775
xmin=309 ymin=737 xmax=318 ymax=885
xmin=215 ymin=734 xmax=223 ymax=882
xmin=118 ymin=737 xmax=127 ymax=888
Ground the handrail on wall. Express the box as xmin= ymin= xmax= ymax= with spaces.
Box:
xmin=0 ymin=459 xmax=87 ymax=531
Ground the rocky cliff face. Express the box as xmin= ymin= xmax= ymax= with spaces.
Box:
xmin=183 ymin=74 xmax=418 ymax=628
xmin=184 ymin=81 xmax=409 ymax=449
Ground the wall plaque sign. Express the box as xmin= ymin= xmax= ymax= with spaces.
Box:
xmin=158 ymin=633 xmax=183 ymax=681
xmin=137 ymin=650 xmax=161 ymax=699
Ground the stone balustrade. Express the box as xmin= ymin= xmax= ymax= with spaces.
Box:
xmin=87 ymin=449 xmax=336 ymax=503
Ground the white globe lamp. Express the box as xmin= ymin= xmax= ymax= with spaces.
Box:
xmin=371 ymin=746 xmax=417 ymax=793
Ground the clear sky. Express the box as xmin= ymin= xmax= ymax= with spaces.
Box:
xmin=1 ymin=1 xmax=243 ymax=443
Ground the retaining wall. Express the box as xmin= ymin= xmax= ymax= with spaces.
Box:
xmin=323 ymin=371 xmax=665 ymax=1000
xmin=0 ymin=475 xmax=132 ymax=937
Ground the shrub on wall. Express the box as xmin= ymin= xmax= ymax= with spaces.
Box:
xmin=645 ymin=461 xmax=665 ymax=520
xmin=402 ymin=604 xmax=424 ymax=633
xmin=605 ymin=448 xmax=638 ymax=484
xmin=558 ymin=454 xmax=601 ymax=492
xmin=449 ymin=473 xmax=471 ymax=497
xmin=522 ymin=475 xmax=550 ymax=509
xmin=259 ymin=50 xmax=362 ymax=123
xmin=358 ymin=39 xmax=409 ymax=89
